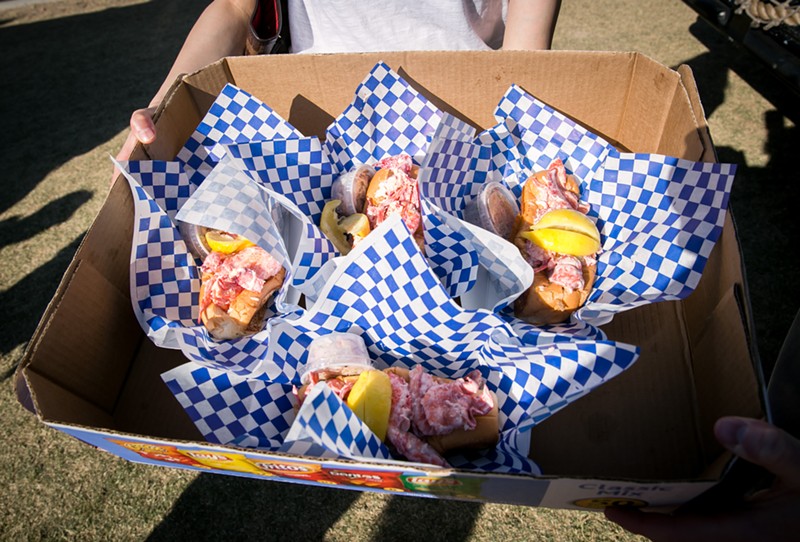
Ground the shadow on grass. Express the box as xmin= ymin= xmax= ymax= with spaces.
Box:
xmin=147 ymin=474 xmax=482 ymax=542
xmin=675 ymin=19 xmax=800 ymax=378
xmin=0 ymin=1 xmax=207 ymax=356
xmin=0 ymin=190 xmax=92 ymax=249
xmin=0 ymin=0 xmax=208 ymax=216
xmin=717 ymin=115 xmax=800 ymax=379
xmin=0 ymin=235 xmax=83 ymax=358
xmin=684 ymin=19 xmax=800 ymax=123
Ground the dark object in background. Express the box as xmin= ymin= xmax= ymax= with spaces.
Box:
xmin=682 ymin=0 xmax=800 ymax=99
xmin=245 ymin=0 xmax=291 ymax=55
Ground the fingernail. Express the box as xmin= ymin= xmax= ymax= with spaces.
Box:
xmin=716 ymin=417 xmax=748 ymax=451
xmin=137 ymin=128 xmax=155 ymax=143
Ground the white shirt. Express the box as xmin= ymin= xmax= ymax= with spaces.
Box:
xmin=288 ymin=0 xmax=508 ymax=53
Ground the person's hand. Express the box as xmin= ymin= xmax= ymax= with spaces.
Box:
xmin=110 ymin=106 xmax=157 ymax=186
xmin=604 ymin=416 xmax=800 ymax=541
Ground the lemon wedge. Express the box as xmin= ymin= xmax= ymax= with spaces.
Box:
xmin=205 ymin=230 xmax=255 ymax=254
xmin=320 ymin=200 xmax=352 ymax=254
xmin=520 ymin=208 xmax=601 ymax=256
xmin=338 ymin=213 xmax=371 ymax=244
xmin=320 ymin=200 xmax=372 ymax=254
xmin=346 ymin=370 xmax=392 ymax=441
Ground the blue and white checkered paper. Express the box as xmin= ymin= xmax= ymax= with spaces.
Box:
xmin=163 ymin=216 xmax=640 ymax=473
xmin=116 ymin=158 xmax=200 ymax=348
xmin=162 ymin=363 xmax=294 ymax=449
xmin=281 ymin=383 xmax=393 ymax=461
xmin=117 ymin=152 xmax=303 ymax=378
xmin=422 ymin=84 xmax=737 ymax=328
xmin=176 ymin=83 xmax=304 ymax=187
xmin=117 ymin=83 xmax=318 ymax=375
xmin=215 ymin=63 xmax=522 ymax=301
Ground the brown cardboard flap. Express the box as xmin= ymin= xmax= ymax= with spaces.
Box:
xmin=26 ymin=371 xmax=116 ymax=429
xmin=164 ymin=51 xmax=717 ymax=165
xmin=188 ymin=57 xmax=235 ymax=112
xmin=78 ymin=178 xmax=135 ymax=294
xmin=530 ymin=301 xmax=703 ymax=479
xmin=618 ymin=55 xmax=706 ymax=160
xmin=26 ymin=260 xmax=140 ymax=415
xmin=675 ymin=64 xmax=715 ymax=163
xmin=618 ymin=54 xmax=677 ymax=153
xmin=114 ymin=339 xmax=204 ymax=441
xmin=684 ymin=214 xmax=748 ymax=350
xmin=148 ymin=80 xmax=205 ymax=162
xmin=217 ymin=51 xmax=643 ymax=143
xmin=660 ymin=74 xmax=706 ymax=162
xmin=691 ymin=286 xmax=763 ymax=463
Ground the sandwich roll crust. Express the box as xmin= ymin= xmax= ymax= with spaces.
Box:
xmin=513 ymin=159 xmax=599 ymax=324
xmin=198 ymin=241 xmax=285 ymax=340
xmin=321 ymin=155 xmax=424 ymax=253
xmin=297 ymin=347 xmax=500 ymax=467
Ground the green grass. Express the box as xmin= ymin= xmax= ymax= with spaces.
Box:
xmin=1 ymin=0 xmax=797 ymax=540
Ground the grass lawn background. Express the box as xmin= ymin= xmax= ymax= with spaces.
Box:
xmin=1 ymin=0 xmax=797 ymax=539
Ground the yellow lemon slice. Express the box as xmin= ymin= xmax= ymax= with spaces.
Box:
xmin=346 ymin=370 xmax=392 ymax=441
xmin=339 ymin=213 xmax=371 ymax=244
xmin=521 ymin=228 xmax=600 ymax=256
xmin=532 ymin=208 xmax=601 ymax=244
xmin=320 ymin=201 xmax=372 ymax=254
xmin=205 ymin=230 xmax=255 ymax=254
xmin=520 ymin=209 xmax=601 ymax=256
xmin=320 ymin=200 xmax=352 ymax=255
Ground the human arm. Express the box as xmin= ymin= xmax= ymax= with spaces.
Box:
xmin=502 ymin=0 xmax=562 ymax=50
xmin=114 ymin=0 xmax=256 ymax=169
xmin=604 ymin=416 xmax=800 ymax=542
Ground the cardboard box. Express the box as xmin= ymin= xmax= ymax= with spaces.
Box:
xmin=16 ymin=51 xmax=765 ymax=511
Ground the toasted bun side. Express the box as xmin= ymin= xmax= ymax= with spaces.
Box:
xmin=413 ymin=225 xmax=425 ymax=252
xmin=563 ymin=172 xmax=581 ymax=195
xmin=366 ymin=164 xmax=419 ymax=205
xmin=201 ymin=266 xmax=286 ymax=340
xmin=426 ymin=392 xmax=499 ymax=454
xmin=513 ymin=260 xmax=596 ymax=325
xmin=200 ymin=303 xmax=243 ymax=340
xmin=366 ymin=168 xmax=393 ymax=207
xmin=518 ymin=169 xmax=553 ymax=226
xmin=366 ymin=166 xmax=424 ymax=250
xmin=382 ymin=367 xmax=499 ymax=454
xmin=514 ymin=169 xmax=592 ymax=324
xmin=517 ymin=169 xmax=582 ymax=226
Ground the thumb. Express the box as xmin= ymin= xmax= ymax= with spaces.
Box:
xmin=130 ymin=107 xmax=157 ymax=144
xmin=715 ymin=416 xmax=800 ymax=489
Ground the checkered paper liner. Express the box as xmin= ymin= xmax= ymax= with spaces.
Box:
xmin=162 ymin=216 xmax=639 ymax=473
xmin=117 ymin=153 xmax=307 ymax=378
xmin=212 ymin=64 xmax=482 ymax=301
xmin=422 ymin=84 xmax=737 ymax=328
xmin=116 ymin=158 xmax=200 ymax=348
xmin=117 ymin=81 xmax=318 ymax=375
xmin=324 ymin=61 xmax=443 ymax=174
xmin=176 ymin=82 xmax=304 ymax=187
xmin=162 ymin=363 xmax=294 ymax=450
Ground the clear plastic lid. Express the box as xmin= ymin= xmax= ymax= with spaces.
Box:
xmin=463 ymin=181 xmax=519 ymax=240
xmin=177 ymin=222 xmax=211 ymax=261
xmin=331 ymin=165 xmax=375 ymax=215
xmin=301 ymin=332 xmax=373 ymax=383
